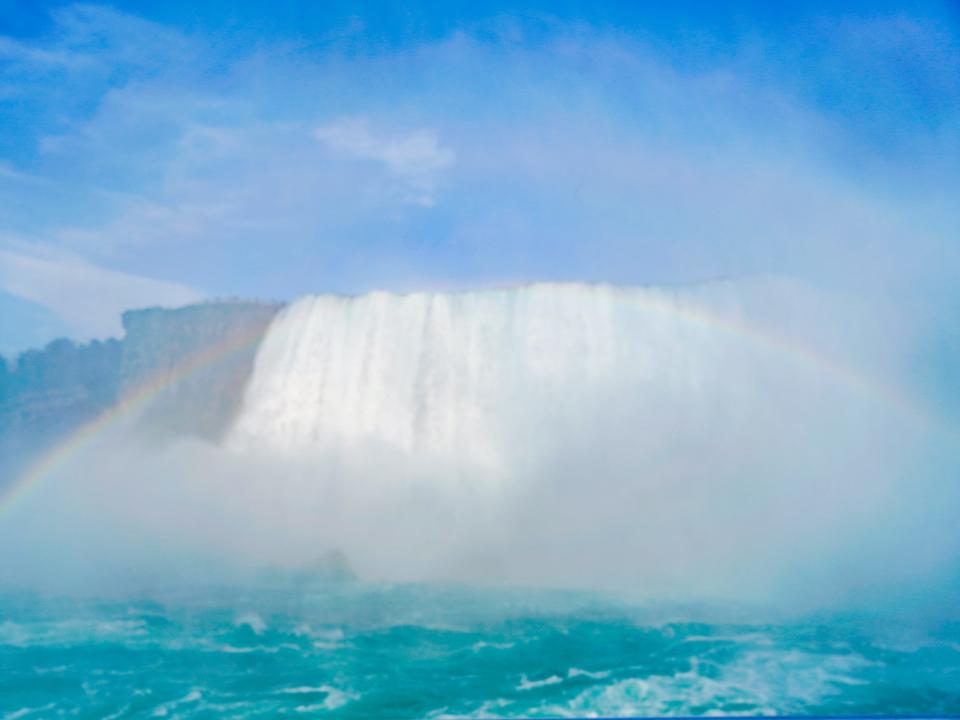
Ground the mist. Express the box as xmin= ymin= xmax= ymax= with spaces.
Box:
xmin=2 ymin=279 xmax=958 ymax=615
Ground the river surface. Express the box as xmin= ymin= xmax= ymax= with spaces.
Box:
xmin=1 ymin=583 xmax=958 ymax=718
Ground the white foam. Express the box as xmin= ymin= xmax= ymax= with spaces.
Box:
xmin=471 ymin=640 xmax=515 ymax=651
xmin=234 ymin=611 xmax=266 ymax=634
xmin=428 ymin=698 xmax=511 ymax=719
xmin=543 ymin=649 xmax=879 ymax=717
xmin=3 ymin=704 xmax=57 ymax=720
xmin=517 ymin=674 xmax=564 ymax=691
xmin=151 ymin=689 xmax=202 ymax=717
xmin=568 ymin=667 xmax=611 ymax=679
xmin=285 ymin=685 xmax=354 ymax=710
xmin=0 ymin=619 xmax=147 ymax=647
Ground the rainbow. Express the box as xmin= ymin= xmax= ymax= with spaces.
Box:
xmin=0 ymin=319 xmax=274 ymax=519
xmin=0 ymin=288 xmax=934 ymax=520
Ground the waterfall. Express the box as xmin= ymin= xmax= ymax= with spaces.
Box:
xmin=6 ymin=281 xmax=948 ymax=597
xmin=228 ymin=280 xmax=866 ymax=490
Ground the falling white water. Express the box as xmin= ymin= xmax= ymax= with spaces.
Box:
xmin=227 ymin=280 xmax=885 ymax=491
xmin=173 ymin=279 xmax=946 ymax=596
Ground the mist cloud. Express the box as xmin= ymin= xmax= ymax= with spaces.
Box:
xmin=0 ymin=243 xmax=202 ymax=339
xmin=2 ymin=281 xmax=957 ymax=611
xmin=314 ymin=117 xmax=455 ymax=207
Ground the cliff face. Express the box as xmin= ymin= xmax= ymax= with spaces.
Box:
xmin=119 ymin=302 xmax=281 ymax=440
xmin=0 ymin=301 xmax=282 ymax=484
xmin=1 ymin=338 xmax=123 ymax=467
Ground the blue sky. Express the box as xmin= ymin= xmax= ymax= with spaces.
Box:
xmin=1 ymin=0 xmax=958 ymax=355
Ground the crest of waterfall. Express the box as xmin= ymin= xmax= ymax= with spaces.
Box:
xmin=227 ymin=280 xmax=882 ymax=492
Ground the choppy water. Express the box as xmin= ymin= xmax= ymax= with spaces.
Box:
xmin=1 ymin=583 xmax=958 ymax=718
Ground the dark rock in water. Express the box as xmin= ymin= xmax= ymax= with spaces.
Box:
xmin=292 ymin=549 xmax=356 ymax=584
xmin=253 ymin=550 xmax=357 ymax=587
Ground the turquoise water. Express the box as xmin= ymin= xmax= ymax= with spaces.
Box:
xmin=1 ymin=583 xmax=958 ymax=718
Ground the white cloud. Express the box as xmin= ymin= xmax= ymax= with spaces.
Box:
xmin=0 ymin=3 xmax=955 ymax=319
xmin=314 ymin=117 xmax=455 ymax=206
xmin=0 ymin=244 xmax=203 ymax=340
xmin=0 ymin=161 xmax=50 ymax=185
xmin=0 ymin=36 xmax=84 ymax=67
xmin=53 ymin=192 xmax=241 ymax=254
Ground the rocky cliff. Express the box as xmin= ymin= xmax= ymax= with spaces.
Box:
xmin=119 ymin=301 xmax=282 ymax=440
xmin=0 ymin=300 xmax=282 ymax=484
